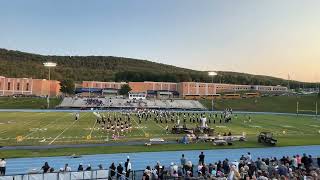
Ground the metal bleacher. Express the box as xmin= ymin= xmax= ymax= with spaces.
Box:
xmin=57 ymin=97 xmax=206 ymax=110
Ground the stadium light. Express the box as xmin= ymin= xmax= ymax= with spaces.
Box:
xmin=43 ymin=62 xmax=57 ymax=109
xmin=43 ymin=62 xmax=57 ymax=67
xmin=208 ymin=72 xmax=217 ymax=76
xmin=208 ymin=71 xmax=217 ymax=111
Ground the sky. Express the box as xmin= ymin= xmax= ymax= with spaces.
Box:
xmin=0 ymin=0 xmax=319 ymax=82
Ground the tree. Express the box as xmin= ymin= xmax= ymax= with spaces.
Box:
xmin=60 ymin=79 xmax=75 ymax=95
xmin=119 ymin=84 xmax=132 ymax=95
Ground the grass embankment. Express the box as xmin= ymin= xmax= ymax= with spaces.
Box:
xmin=0 ymin=97 xmax=62 ymax=109
xmin=200 ymin=95 xmax=319 ymax=114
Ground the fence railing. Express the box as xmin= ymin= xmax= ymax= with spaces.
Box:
xmin=0 ymin=170 xmax=109 ymax=180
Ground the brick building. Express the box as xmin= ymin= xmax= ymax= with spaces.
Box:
xmin=80 ymin=80 xmax=288 ymax=98
xmin=0 ymin=76 xmax=60 ymax=96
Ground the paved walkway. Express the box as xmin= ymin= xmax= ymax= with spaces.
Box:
xmin=5 ymin=145 xmax=320 ymax=175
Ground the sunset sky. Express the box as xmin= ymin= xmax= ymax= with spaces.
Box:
xmin=0 ymin=0 xmax=319 ymax=82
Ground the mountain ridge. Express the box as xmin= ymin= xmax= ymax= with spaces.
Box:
xmin=0 ymin=48 xmax=316 ymax=88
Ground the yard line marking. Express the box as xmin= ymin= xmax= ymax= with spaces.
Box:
xmin=48 ymin=120 xmax=78 ymax=145
xmin=48 ymin=112 xmax=90 ymax=145
xmin=88 ymin=119 xmax=98 ymax=137
xmin=23 ymin=113 xmax=71 ymax=139
xmin=130 ymin=115 xmax=144 ymax=136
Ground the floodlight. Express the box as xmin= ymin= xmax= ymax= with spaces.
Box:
xmin=208 ymin=72 xmax=217 ymax=76
xmin=43 ymin=62 xmax=57 ymax=67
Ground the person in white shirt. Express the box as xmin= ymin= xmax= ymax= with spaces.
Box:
xmin=246 ymin=152 xmax=252 ymax=162
xmin=0 ymin=158 xmax=6 ymax=176
xmin=64 ymin=163 xmax=71 ymax=172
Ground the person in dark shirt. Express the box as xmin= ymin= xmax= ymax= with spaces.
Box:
xmin=117 ymin=163 xmax=124 ymax=179
xmin=85 ymin=164 xmax=91 ymax=171
xmin=125 ymin=158 xmax=132 ymax=178
xmin=41 ymin=162 xmax=50 ymax=173
xmin=109 ymin=162 xmax=116 ymax=179
xmin=77 ymin=163 xmax=84 ymax=171
xmin=199 ymin=152 xmax=205 ymax=165
xmin=301 ymin=153 xmax=308 ymax=167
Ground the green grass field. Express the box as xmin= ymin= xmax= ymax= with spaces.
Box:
xmin=0 ymin=111 xmax=319 ymax=147
xmin=0 ymin=97 xmax=62 ymax=109
xmin=201 ymin=95 xmax=320 ymax=114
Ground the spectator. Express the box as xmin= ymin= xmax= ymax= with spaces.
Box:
xmin=180 ymin=154 xmax=186 ymax=174
xmin=293 ymin=155 xmax=298 ymax=169
xmin=64 ymin=163 xmax=71 ymax=172
xmin=78 ymin=163 xmax=84 ymax=171
xmin=301 ymin=153 xmax=308 ymax=167
xmin=0 ymin=158 xmax=6 ymax=176
xmin=278 ymin=162 xmax=288 ymax=177
xmin=98 ymin=164 xmax=103 ymax=170
xmin=124 ymin=157 xmax=132 ymax=178
xmin=199 ymin=152 xmax=205 ymax=165
xmin=41 ymin=162 xmax=50 ymax=173
xmin=116 ymin=163 xmax=124 ymax=180
xmin=109 ymin=163 xmax=116 ymax=180
xmin=142 ymin=166 xmax=151 ymax=180
xmin=246 ymin=152 xmax=252 ymax=162
xmin=86 ymin=164 xmax=91 ymax=171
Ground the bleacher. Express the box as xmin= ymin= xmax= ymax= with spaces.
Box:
xmin=57 ymin=97 xmax=206 ymax=110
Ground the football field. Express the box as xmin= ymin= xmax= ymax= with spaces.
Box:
xmin=0 ymin=111 xmax=320 ymax=147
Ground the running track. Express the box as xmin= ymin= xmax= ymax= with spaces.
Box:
xmin=3 ymin=145 xmax=320 ymax=175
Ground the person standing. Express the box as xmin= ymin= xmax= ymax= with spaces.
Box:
xmin=0 ymin=158 xmax=6 ymax=176
xmin=109 ymin=163 xmax=116 ymax=180
xmin=41 ymin=162 xmax=50 ymax=173
xmin=180 ymin=154 xmax=187 ymax=174
xmin=117 ymin=163 xmax=124 ymax=180
xmin=199 ymin=152 xmax=205 ymax=165
xmin=64 ymin=163 xmax=71 ymax=172
xmin=125 ymin=157 xmax=132 ymax=178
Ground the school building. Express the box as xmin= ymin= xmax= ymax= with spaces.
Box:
xmin=0 ymin=76 xmax=61 ymax=97
xmin=79 ymin=80 xmax=288 ymax=98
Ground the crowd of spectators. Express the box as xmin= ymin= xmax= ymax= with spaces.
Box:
xmin=138 ymin=152 xmax=320 ymax=180
xmin=85 ymin=98 xmax=104 ymax=106
xmin=1 ymin=153 xmax=320 ymax=179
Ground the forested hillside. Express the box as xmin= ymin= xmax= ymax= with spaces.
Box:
xmin=0 ymin=48 xmax=316 ymax=88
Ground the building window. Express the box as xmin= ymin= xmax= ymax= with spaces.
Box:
xmin=26 ymin=83 xmax=29 ymax=91
xmin=7 ymin=82 xmax=10 ymax=90
xmin=17 ymin=83 xmax=20 ymax=90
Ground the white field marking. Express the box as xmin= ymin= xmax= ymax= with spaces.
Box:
xmin=88 ymin=120 xmax=98 ymax=137
xmin=21 ymin=112 xmax=51 ymax=126
xmin=23 ymin=113 xmax=71 ymax=139
xmin=309 ymin=125 xmax=320 ymax=127
xmin=281 ymin=125 xmax=293 ymax=128
xmin=215 ymin=126 xmax=227 ymax=128
xmin=48 ymin=119 xmax=79 ymax=145
xmin=248 ymin=125 xmax=262 ymax=128
xmin=150 ymin=118 xmax=166 ymax=130
xmin=134 ymin=126 xmax=148 ymax=129
xmin=131 ymin=117 xmax=145 ymax=136
xmin=48 ymin=112 xmax=91 ymax=144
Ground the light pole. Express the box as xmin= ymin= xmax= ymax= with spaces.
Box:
xmin=43 ymin=62 xmax=57 ymax=109
xmin=208 ymin=72 xmax=217 ymax=111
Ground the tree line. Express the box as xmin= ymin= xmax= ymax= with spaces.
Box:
xmin=0 ymin=48 xmax=318 ymax=90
